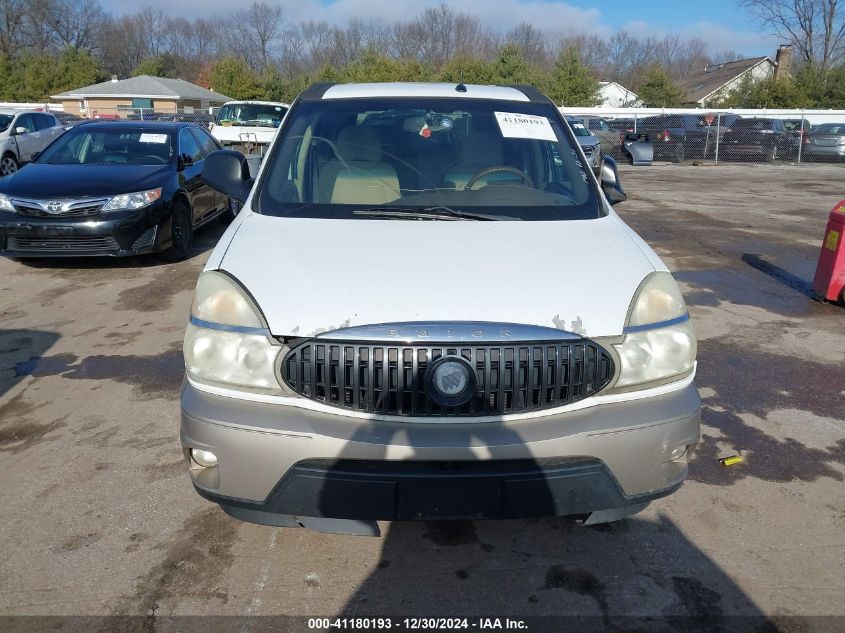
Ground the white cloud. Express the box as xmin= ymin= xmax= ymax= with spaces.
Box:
xmin=621 ymin=19 xmax=777 ymax=57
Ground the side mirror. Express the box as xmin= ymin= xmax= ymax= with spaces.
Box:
xmin=14 ymin=126 xmax=28 ymax=135
xmin=30 ymin=151 xmax=40 ymax=161
xmin=203 ymin=149 xmax=253 ymax=203
xmin=600 ymin=156 xmax=627 ymax=205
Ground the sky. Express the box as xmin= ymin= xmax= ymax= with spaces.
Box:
xmin=100 ymin=0 xmax=776 ymax=58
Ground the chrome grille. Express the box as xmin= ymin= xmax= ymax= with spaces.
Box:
xmin=282 ymin=339 xmax=615 ymax=417
xmin=12 ymin=197 xmax=109 ymax=218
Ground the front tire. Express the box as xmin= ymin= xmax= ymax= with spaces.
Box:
xmin=158 ymin=201 xmax=193 ymax=262
xmin=1 ymin=153 xmax=19 ymax=176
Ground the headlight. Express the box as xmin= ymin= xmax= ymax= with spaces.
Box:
xmin=101 ymin=187 xmax=162 ymax=212
xmin=184 ymin=271 xmax=284 ymax=393
xmin=610 ymin=272 xmax=697 ymax=391
xmin=0 ymin=193 xmax=14 ymax=212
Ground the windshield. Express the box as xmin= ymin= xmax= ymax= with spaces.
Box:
xmin=0 ymin=114 xmax=12 ymax=133
xmin=814 ymin=123 xmax=845 ymax=134
xmin=257 ymin=98 xmax=601 ymax=221
xmin=567 ymin=119 xmax=592 ymax=137
xmin=37 ymin=128 xmax=174 ymax=165
xmin=216 ymin=103 xmax=287 ymax=127
xmin=733 ymin=119 xmax=772 ymax=130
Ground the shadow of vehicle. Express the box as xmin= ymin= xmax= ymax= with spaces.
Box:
xmin=335 ymin=513 xmax=778 ymax=632
xmin=0 ymin=329 xmax=60 ymax=451
xmin=0 ymin=329 xmax=60 ymax=399
xmin=301 ymin=414 xmax=777 ymax=631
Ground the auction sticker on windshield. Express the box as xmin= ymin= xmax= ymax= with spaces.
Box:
xmin=495 ymin=112 xmax=556 ymax=142
xmin=139 ymin=133 xmax=168 ymax=144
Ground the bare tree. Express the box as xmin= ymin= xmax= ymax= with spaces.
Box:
xmin=231 ymin=1 xmax=284 ymax=73
xmin=53 ymin=0 xmax=103 ymax=51
xmin=0 ymin=0 xmax=26 ymax=56
xmin=506 ymin=22 xmax=549 ymax=67
xmin=741 ymin=0 xmax=845 ymax=69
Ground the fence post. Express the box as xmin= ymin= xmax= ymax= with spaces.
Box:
xmin=797 ymin=111 xmax=805 ymax=164
xmin=633 ymin=113 xmax=637 ymax=133
xmin=715 ymin=113 xmax=721 ymax=165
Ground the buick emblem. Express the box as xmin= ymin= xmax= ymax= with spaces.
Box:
xmin=426 ymin=357 xmax=475 ymax=407
xmin=44 ymin=201 xmax=63 ymax=214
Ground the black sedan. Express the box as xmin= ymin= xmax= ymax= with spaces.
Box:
xmin=0 ymin=121 xmax=233 ymax=260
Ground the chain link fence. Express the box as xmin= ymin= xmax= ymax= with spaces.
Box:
xmin=560 ymin=107 xmax=845 ymax=166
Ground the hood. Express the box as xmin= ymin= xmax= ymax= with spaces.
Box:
xmin=218 ymin=214 xmax=657 ymax=338
xmin=0 ymin=164 xmax=171 ymax=198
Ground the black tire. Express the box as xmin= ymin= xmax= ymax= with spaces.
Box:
xmin=673 ymin=143 xmax=685 ymax=163
xmin=1 ymin=153 xmax=19 ymax=177
xmin=157 ymin=201 xmax=193 ymax=262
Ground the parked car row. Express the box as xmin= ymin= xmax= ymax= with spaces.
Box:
xmin=598 ymin=114 xmax=845 ymax=163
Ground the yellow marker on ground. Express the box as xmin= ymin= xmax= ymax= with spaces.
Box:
xmin=720 ymin=455 xmax=744 ymax=467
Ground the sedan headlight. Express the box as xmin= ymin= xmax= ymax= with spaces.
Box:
xmin=610 ymin=272 xmax=697 ymax=391
xmin=184 ymin=271 xmax=284 ymax=393
xmin=0 ymin=193 xmax=14 ymax=212
xmin=101 ymin=187 xmax=162 ymax=212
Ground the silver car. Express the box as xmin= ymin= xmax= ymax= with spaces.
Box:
xmin=0 ymin=109 xmax=66 ymax=176
xmin=805 ymin=123 xmax=845 ymax=161
xmin=565 ymin=116 xmax=601 ymax=170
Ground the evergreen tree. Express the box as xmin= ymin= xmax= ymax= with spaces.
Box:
xmin=638 ymin=64 xmax=683 ymax=107
xmin=209 ymin=57 xmax=261 ymax=100
xmin=132 ymin=55 xmax=178 ymax=78
xmin=545 ymin=46 xmax=600 ymax=106
xmin=439 ymin=54 xmax=497 ymax=85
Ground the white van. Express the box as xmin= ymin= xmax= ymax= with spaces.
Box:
xmin=181 ymin=82 xmax=700 ymax=535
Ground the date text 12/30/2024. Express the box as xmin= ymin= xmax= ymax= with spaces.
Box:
xmin=308 ymin=618 xmax=529 ymax=630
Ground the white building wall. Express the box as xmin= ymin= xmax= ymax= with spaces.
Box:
xmin=598 ymin=83 xmax=641 ymax=108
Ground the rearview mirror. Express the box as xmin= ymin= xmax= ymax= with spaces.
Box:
xmin=203 ymin=149 xmax=253 ymax=203
xmin=14 ymin=127 xmax=28 ymax=135
xmin=600 ymin=156 xmax=627 ymax=205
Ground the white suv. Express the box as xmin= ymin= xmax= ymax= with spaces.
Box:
xmin=181 ymin=82 xmax=700 ymax=535
xmin=0 ymin=109 xmax=65 ymax=176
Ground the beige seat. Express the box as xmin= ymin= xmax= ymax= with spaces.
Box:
xmin=318 ymin=126 xmax=400 ymax=204
xmin=444 ymin=132 xmax=522 ymax=190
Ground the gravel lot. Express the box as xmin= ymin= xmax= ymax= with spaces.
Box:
xmin=0 ymin=164 xmax=843 ymax=632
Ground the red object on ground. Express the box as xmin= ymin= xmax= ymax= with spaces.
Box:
xmin=813 ymin=199 xmax=845 ymax=302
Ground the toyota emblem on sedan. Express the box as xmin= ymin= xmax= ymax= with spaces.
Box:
xmin=45 ymin=201 xmax=63 ymax=214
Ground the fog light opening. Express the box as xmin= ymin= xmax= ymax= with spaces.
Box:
xmin=190 ymin=448 xmax=218 ymax=468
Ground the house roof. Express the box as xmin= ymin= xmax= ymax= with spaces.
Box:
xmin=678 ymin=57 xmax=773 ymax=104
xmin=52 ymin=75 xmax=231 ymax=103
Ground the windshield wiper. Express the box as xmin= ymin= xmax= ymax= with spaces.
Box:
xmin=353 ymin=206 xmax=514 ymax=221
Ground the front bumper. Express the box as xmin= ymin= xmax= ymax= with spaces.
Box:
xmin=805 ymin=145 xmax=845 ymax=157
xmin=180 ymin=380 xmax=701 ymax=523
xmin=0 ymin=205 xmax=164 ymax=257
